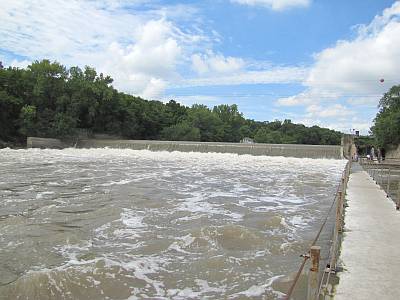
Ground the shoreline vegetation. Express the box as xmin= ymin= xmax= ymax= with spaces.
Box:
xmin=1 ymin=59 xmax=398 ymax=150
xmin=0 ymin=60 xmax=342 ymax=148
xmin=355 ymin=84 xmax=400 ymax=155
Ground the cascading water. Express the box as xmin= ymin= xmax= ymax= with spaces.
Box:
xmin=0 ymin=148 xmax=346 ymax=299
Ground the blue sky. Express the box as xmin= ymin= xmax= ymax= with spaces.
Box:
xmin=1 ymin=0 xmax=400 ymax=133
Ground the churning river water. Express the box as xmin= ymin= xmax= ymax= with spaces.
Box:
xmin=0 ymin=148 xmax=346 ymax=300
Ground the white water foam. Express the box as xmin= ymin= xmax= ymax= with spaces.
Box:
xmin=0 ymin=148 xmax=346 ymax=299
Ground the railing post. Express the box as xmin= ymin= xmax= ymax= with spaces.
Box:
xmin=341 ymin=176 xmax=345 ymax=193
xmin=307 ymin=246 xmax=321 ymax=300
xmin=379 ymin=165 xmax=382 ymax=186
xmin=397 ymin=181 xmax=400 ymax=211
xmin=337 ymin=191 xmax=343 ymax=233
xmin=387 ymin=167 xmax=391 ymax=198
xmin=378 ymin=165 xmax=380 ymax=184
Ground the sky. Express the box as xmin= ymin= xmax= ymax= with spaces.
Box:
xmin=1 ymin=0 xmax=400 ymax=134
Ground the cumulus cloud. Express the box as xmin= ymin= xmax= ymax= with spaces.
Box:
xmin=276 ymin=1 xmax=400 ymax=132
xmin=278 ymin=1 xmax=400 ymax=106
xmin=276 ymin=88 xmax=341 ymax=106
xmin=0 ymin=0 xmax=309 ymax=99
xmin=306 ymin=104 xmax=354 ymax=118
xmin=100 ymin=19 xmax=184 ymax=98
xmin=231 ymin=0 xmax=311 ymax=11
xmin=0 ymin=0 xmax=204 ymax=99
xmin=191 ymin=51 xmax=245 ymax=74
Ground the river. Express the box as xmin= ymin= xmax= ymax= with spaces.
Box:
xmin=0 ymin=148 xmax=346 ymax=299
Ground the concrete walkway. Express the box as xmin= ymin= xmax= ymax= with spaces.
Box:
xmin=335 ymin=163 xmax=400 ymax=300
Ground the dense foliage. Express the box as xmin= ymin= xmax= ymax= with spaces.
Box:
xmin=354 ymin=135 xmax=375 ymax=156
xmin=0 ymin=60 xmax=342 ymax=146
xmin=371 ymin=84 xmax=400 ymax=147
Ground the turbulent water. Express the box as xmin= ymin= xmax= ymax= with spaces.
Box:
xmin=0 ymin=148 xmax=346 ymax=299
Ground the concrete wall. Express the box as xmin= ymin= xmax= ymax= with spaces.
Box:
xmin=27 ymin=137 xmax=344 ymax=159
xmin=341 ymin=134 xmax=354 ymax=159
xmin=27 ymin=137 xmax=73 ymax=149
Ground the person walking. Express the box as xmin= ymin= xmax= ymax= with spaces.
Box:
xmin=371 ymin=146 xmax=375 ymax=160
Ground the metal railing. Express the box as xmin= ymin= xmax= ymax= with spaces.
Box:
xmin=284 ymin=158 xmax=352 ymax=300
xmin=359 ymin=157 xmax=400 ymax=210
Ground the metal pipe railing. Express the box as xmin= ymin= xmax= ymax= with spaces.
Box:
xmin=359 ymin=158 xmax=400 ymax=210
xmin=283 ymin=154 xmax=400 ymax=299
xmin=284 ymin=158 xmax=352 ymax=300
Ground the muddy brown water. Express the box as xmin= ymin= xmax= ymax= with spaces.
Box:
xmin=0 ymin=148 xmax=346 ymax=299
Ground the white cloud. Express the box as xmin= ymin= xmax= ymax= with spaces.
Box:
xmin=1 ymin=0 xmax=397 ymax=135
xmin=306 ymin=104 xmax=354 ymax=118
xmin=7 ymin=59 xmax=31 ymax=69
xmin=346 ymin=97 xmax=377 ymax=106
xmin=191 ymin=51 xmax=245 ymax=74
xmin=0 ymin=0 xmax=310 ymax=99
xmin=276 ymin=88 xmax=339 ymax=106
xmin=277 ymin=90 xmax=314 ymax=106
xmin=99 ymin=19 xmax=184 ymax=98
xmin=231 ymin=0 xmax=311 ymax=11
xmin=0 ymin=0 xmax=204 ymax=99
xmin=276 ymin=1 xmax=400 ymax=132
xmin=280 ymin=109 xmax=372 ymax=134
xmin=182 ymin=66 xmax=307 ymax=87
xmin=0 ymin=0 xmax=140 ymax=61
xmin=307 ymin=1 xmax=400 ymax=96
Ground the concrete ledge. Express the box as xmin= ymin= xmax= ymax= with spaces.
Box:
xmin=27 ymin=137 xmax=73 ymax=149
xmin=27 ymin=137 xmax=343 ymax=159
xmin=335 ymin=163 xmax=400 ymax=300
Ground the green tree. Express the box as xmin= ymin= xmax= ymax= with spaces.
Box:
xmin=186 ymin=104 xmax=224 ymax=141
xmin=166 ymin=100 xmax=188 ymax=125
xmin=372 ymin=85 xmax=400 ymax=147
xmin=19 ymin=105 xmax=37 ymax=136
xmin=161 ymin=122 xmax=201 ymax=141
xmin=0 ymin=59 xmax=344 ymax=147
xmin=254 ymin=127 xmax=282 ymax=143
xmin=212 ymin=104 xmax=245 ymax=142
xmin=0 ymin=91 xmax=22 ymax=141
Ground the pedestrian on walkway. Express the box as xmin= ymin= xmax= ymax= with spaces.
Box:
xmin=371 ymin=146 xmax=375 ymax=160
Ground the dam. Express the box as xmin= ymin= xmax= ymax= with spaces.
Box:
xmin=27 ymin=137 xmax=344 ymax=159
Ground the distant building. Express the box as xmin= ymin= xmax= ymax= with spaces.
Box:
xmin=240 ymin=137 xmax=254 ymax=144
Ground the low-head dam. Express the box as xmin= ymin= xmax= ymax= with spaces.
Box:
xmin=27 ymin=137 xmax=344 ymax=159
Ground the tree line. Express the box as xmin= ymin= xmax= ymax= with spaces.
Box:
xmin=0 ymin=60 xmax=343 ymax=146
xmin=371 ymin=84 xmax=400 ymax=149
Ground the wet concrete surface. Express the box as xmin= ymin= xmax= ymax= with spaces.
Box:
xmin=335 ymin=163 xmax=400 ymax=300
